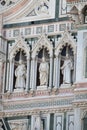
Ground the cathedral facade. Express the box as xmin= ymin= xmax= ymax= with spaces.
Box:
xmin=0 ymin=0 xmax=87 ymax=130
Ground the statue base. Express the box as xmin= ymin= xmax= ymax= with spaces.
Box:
xmin=37 ymin=85 xmax=47 ymax=90
xmin=14 ymin=88 xmax=25 ymax=92
xmin=61 ymin=83 xmax=71 ymax=88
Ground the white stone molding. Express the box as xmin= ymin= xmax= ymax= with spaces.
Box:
xmin=32 ymin=33 xmax=53 ymax=58
xmin=55 ymin=31 xmax=76 ymax=57
xmin=9 ymin=35 xmax=30 ymax=60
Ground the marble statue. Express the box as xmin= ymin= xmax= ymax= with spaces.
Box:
xmin=61 ymin=54 xmax=73 ymax=84
xmin=0 ymin=122 xmax=3 ymax=130
xmin=15 ymin=59 xmax=26 ymax=89
xmin=39 ymin=57 xmax=49 ymax=86
xmin=38 ymin=2 xmax=49 ymax=15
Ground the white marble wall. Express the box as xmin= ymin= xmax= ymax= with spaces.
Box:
xmin=76 ymin=30 xmax=87 ymax=83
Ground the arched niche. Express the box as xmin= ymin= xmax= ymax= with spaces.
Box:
xmin=54 ymin=31 xmax=76 ymax=88
xmin=7 ymin=35 xmax=30 ymax=92
xmin=59 ymin=44 xmax=74 ymax=85
xmin=30 ymin=33 xmax=53 ymax=90
xmin=36 ymin=47 xmax=50 ymax=88
xmin=82 ymin=5 xmax=87 ymax=24
xmin=13 ymin=49 xmax=27 ymax=91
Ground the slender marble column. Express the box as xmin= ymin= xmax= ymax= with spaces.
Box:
xmin=73 ymin=53 xmax=76 ymax=83
xmin=74 ymin=108 xmax=81 ymax=130
xmin=31 ymin=58 xmax=36 ymax=90
xmin=11 ymin=59 xmax=14 ymax=91
xmin=30 ymin=60 xmax=33 ymax=89
xmin=49 ymin=57 xmax=53 ymax=89
xmin=34 ymin=59 xmax=37 ymax=89
xmin=9 ymin=59 xmax=14 ymax=92
xmin=26 ymin=58 xmax=30 ymax=91
xmin=6 ymin=62 xmax=9 ymax=91
xmin=0 ymin=61 xmax=3 ymax=93
xmin=54 ymin=55 xmax=60 ymax=88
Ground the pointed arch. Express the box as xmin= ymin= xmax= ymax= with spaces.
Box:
xmin=55 ymin=31 xmax=76 ymax=56
xmin=32 ymin=33 xmax=53 ymax=58
xmin=70 ymin=5 xmax=79 ymax=14
xmin=9 ymin=35 xmax=30 ymax=60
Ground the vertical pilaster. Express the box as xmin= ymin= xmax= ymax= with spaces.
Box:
xmin=11 ymin=60 xmax=14 ymax=90
xmin=49 ymin=57 xmax=53 ymax=89
xmin=74 ymin=108 xmax=81 ymax=130
xmin=9 ymin=59 xmax=14 ymax=92
xmin=34 ymin=59 xmax=37 ymax=89
xmin=73 ymin=53 xmax=76 ymax=83
xmin=54 ymin=55 xmax=60 ymax=89
xmin=31 ymin=58 xmax=36 ymax=90
xmin=0 ymin=61 xmax=3 ymax=93
xmin=26 ymin=58 xmax=30 ymax=91
xmin=6 ymin=62 xmax=9 ymax=91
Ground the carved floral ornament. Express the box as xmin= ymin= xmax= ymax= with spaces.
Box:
xmin=55 ymin=31 xmax=77 ymax=56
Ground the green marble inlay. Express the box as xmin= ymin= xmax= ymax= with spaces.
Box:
xmin=4 ymin=99 xmax=73 ymax=110
xmin=78 ymin=25 xmax=87 ymax=30
xmin=3 ymin=0 xmax=68 ymax=29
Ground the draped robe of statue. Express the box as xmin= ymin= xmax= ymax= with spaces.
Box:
xmin=39 ymin=57 xmax=49 ymax=86
xmin=61 ymin=54 xmax=73 ymax=84
xmin=0 ymin=122 xmax=3 ymax=130
xmin=15 ymin=60 xmax=26 ymax=89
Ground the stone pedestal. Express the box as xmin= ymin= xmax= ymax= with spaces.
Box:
xmin=14 ymin=88 xmax=25 ymax=92
xmin=37 ymin=85 xmax=47 ymax=90
xmin=60 ymin=83 xmax=71 ymax=88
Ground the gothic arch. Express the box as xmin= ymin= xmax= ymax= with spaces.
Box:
xmin=55 ymin=31 xmax=76 ymax=56
xmin=70 ymin=6 xmax=79 ymax=14
xmin=32 ymin=33 xmax=53 ymax=58
xmin=9 ymin=35 xmax=30 ymax=60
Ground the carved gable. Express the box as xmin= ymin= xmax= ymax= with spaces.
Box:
xmin=9 ymin=35 xmax=30 ymax=60
xmin=32 ymin=33 xmax=53 ymax=58
xmin=55 ymin=30 xmax=76 ymax=56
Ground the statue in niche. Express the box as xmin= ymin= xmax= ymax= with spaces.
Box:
xmin=0 ymin=122 xmax=3 ymax=130
xmin=39 ymin=52 xmax=49 ymax=86
xmin=61 ymin=49 xmax=73 ymax=84
xmin=15 ymin=51 xmax=26 ymax=90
